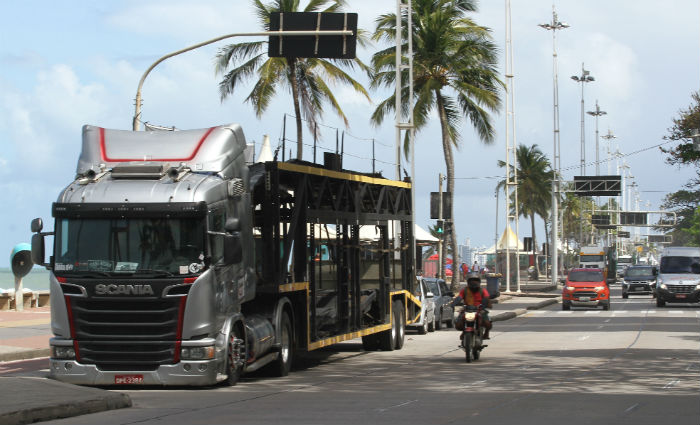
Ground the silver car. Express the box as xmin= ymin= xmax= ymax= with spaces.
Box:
xmin=407 ymin=278 xmax=436 ymax=334
xmin=421 ymin=277 xmax=454 ymax=331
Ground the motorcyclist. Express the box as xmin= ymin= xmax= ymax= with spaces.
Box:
xmin=453 ymin=272 xmax=492 ymax=339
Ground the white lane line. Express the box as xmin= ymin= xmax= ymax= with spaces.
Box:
xmin=558 ymin=311 xmax=573 ymax=314
xmin=584 ymin=311 xmax=601 ymax=315
xmin=647 ymin=310 xmax=656 ymax=314
xmin=614 ymin=310 xmax=628 ymax=314
xmin=376 ymin=399 xmax=419 ymax=412
xmin=604 ymin=319 xmax=611 ymax=323
xmin=624 ymin=403 xmax=640 ymax=413
xmin=663 ymin=379 xmax=680 ymax=389
xmin=529 ymin=311 xmax=546 ymax=314
xmin=668 ymin=311 xmax=683 ymax=315
xmin=577 ymin=335 xmax=590 ymax=341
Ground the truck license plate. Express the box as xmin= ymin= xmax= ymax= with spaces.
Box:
xmin=115 ymin=374 xmax=144 ymax=384
xmin=675 ymin=294 xmax=687 ymax=299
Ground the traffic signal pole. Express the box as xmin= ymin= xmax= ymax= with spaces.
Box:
xmin=437 ymin=173 xmax=444 ymax=279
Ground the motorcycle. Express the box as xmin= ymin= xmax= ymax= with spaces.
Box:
xmin=458 ymin=305 xmax=487 ymax=363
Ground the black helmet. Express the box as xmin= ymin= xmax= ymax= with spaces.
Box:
xmin=466 ymin=272 xmax=481 ymax=289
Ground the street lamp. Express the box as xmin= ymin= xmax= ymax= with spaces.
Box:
xmin=539 ymin=5 xmax=569 ymax=287
xmin=601 ymin=129 xmax=617 ymax=175
xmin=571 ymin=64 xmax=595 ymax=175
xmin=586 ymin=100 xmax=607 ymax=176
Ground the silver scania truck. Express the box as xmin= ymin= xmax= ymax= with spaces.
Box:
xmin=31 ymin=124 xmax=419 ymax=386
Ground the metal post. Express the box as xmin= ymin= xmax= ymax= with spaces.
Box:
xmin=282 ymin=114 xmax=287 ymax=162
xmin=438 ymin=173 xmax=444 ymax=280
xmin=505 ymin=0 xmax=520 ymax=292
xmin=571 ymin=64 xmax=595 ymax=175
xmin=539 ymin=6 xmax=568 ymax=287
xmin=14 ymin=275 xmax=23 ymax=312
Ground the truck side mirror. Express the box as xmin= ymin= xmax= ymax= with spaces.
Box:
xmin=31 ymin=218 xmax=43 ymax=233
xmin=31 ymin=233 xmax=46 ymax=268
xmin=224 ymin=233 xmax=242 ymax=264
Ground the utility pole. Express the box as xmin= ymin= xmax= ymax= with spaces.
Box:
xmin=539 ymin=5 xmax=569 ymax=288
xmin=571 ymin=64 xmax=595 ymax=175
xmin=505 ymin=0 xmax=520 ymax=292
xmin=438 ymin=173 xmax=444 ymax=280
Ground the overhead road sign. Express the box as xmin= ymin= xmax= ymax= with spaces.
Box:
xmin=620 ymin=212 xmax=647 ymax=226
xmin=591 ymin=214 xmax=610 ymax=226
xmin=573 ymin=175 xmax=621 ymax=196
xmin=268 ymin=12 xmax=358 ymax=59
xmin=618 ymin=231 xmax=630 ymax=238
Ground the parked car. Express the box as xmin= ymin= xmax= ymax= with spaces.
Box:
xmin=622 ymin=265 xmax=657 ymax=299
xmin=407 ymin=278 xmax=436 ymax=334
xmin=562 ymin=268 xmax=611 ymax=311
xmin=421 ymin=277 xmax=454 ymax=330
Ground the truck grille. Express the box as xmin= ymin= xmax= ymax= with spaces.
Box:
xmin=668 ymin=285 xmax=695 ymax=294
xmin=68 ymin=296 xmax=184 ymax=370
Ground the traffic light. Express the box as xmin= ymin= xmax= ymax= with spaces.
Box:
xmin=436 ymin=220 xmax=444 ymax=235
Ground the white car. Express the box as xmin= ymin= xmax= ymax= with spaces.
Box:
xmin=407 ymin=278 xmax=436 ymax=335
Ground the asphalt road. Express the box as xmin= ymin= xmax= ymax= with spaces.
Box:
xmin=13 ymin=287 xmax=700 ymax=425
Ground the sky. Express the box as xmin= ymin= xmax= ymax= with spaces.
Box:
xmin=1 ymin=0 xmax=698 ymax=267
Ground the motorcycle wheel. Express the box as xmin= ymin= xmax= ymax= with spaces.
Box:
xmin=464 ymin=333 xmax=473 ymax=363
xmin=473 ymin=347 xmax=480 ymax=360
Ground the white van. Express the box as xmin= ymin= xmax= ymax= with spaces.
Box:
xmin=656 ymin=246 xmax=700 ymax=307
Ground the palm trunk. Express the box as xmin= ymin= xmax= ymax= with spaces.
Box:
xmin=435 ymin=91 xmax=459 ymax=291
xmin=288 ymin=59 xmax=303 ymax=160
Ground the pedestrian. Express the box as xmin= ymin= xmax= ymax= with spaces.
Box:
xmin=472 ymin=261 xmax=479 ymax=273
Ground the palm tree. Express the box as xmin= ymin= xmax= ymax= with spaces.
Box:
xmin=370 ymin=0 xmax=502 ymax=290
xmin=215 ymin=0 xmax=371 ymax=161
xmin=497 ymin=144 xmax=553 ymax=255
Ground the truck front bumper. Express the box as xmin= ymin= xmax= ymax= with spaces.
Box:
xmin=49 ymin=358 xmax=223 ymax=386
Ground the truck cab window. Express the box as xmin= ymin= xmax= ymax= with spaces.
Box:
xmin=208 ymin=210 xmax=225 ymax=264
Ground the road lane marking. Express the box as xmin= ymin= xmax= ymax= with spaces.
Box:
xmin=647 ymin=310 xmax=656 ymax=314
xmin=557 ymin=311 xmax=573 ymax=314
xmin=597 ymin=325 xmax=604 ymax=329
xmin=624 ymin=403 xmax=640 ymax=413
xmin=376 ymin=399 xmax=418 ymax=413
xmin=663 ymin=379 xmax=680 ymax=389
xmin=604 ymin=319 xmax=611 ymax=323
xmin=584 ymin=311 xmax=601 ymax=315
xmin=577 ymin=335 xmax=590 ymax=341
xmin=668 ymin=311 xmax=683 ymax=315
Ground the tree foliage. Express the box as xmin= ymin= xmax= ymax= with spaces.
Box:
xmin=660 ymin=91 xmax=700 ymax=246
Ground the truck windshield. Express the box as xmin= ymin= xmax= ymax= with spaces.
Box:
xmin=580 ymin=255 xmax=605 ymax=262
xmin=660 ymin=256 xmax=700 ymax=274
xmin=54 ymin=217 xmax=206 ymax=276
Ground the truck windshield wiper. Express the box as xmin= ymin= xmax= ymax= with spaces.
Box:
xmin=132 ymin=269 xmax=176 ymax=277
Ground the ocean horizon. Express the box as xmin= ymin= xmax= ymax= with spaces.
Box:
xmin=0 ymin=267 xmax=50 ymax=291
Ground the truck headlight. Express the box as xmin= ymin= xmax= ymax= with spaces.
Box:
xmin=180 ymin=346 xmax=215 ymax=360
xmin=50 ymin=346 xmax=76 ymax=360
xmin=659 ymin=283 xmax=668 ymax=290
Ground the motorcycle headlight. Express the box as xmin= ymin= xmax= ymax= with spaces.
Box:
xmin=464 ymin=312 xmax=477 ymax=321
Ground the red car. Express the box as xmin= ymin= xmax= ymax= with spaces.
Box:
xmin=562 ymin=268 xmax=611 ymax=311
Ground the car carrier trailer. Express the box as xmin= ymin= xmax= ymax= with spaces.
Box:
xmin=30 ymin=124 xmax=421 ymax=386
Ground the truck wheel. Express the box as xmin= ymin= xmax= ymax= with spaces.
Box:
xmin=379 ymin=306 xmax=398 ymax=351
xmin=225 ymin=325 xmax=245 ymax=386
xmin=393 ymin=300 xmax=405 ymax=350
xmin=656 ymin=298 xmax=666 ymax=308
xmin=273 ymin=312 xmax=293 ymax=377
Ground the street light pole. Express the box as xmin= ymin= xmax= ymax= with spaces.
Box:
xmin=571 ymin=64 xmax=595 ymax=175
xmin=586 ymin=100 xmax=607 ymax=176
xmin=539 ymin=5 xmax=568 ymax=287
xmin=131 ymin=29 xmax=353 ymax=131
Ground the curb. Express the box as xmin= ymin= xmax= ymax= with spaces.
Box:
xmin=0 ymin=378 xmax=132 ymax=425
xmin=0 ymin=348 xmax=50 ymax=363
xmin=491 ymin=298 xmax=560 ymax=322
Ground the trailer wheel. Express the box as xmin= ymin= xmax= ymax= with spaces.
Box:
xmin=393 ymin=300 xmax=405 ymax=350
xmin=225 ymin=325 xmax=245 ymax=386
xmin=273 ymin=312 xmax=293 ymax=377
xmin=378 ymin=307 xmax=397 ymax=351
xmin=362 ymin=334 xmax=379 ymax=351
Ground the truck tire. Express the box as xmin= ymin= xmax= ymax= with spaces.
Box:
xmin=225 ymin=324 xmax=245 ymax=386
xmin=273 ymin=312 xmax=293 ymax=377
xmin=393 ymin=300 xmax=405 ymax=350
xmin=656 ymin=297 xmax=666 ymax=308
xmin=379 ymin=307 xmax=398 ymax=351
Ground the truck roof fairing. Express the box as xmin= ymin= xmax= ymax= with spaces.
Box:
xmin=77 ymin=124 xmax=247 ymax=177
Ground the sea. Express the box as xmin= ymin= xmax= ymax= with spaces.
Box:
xmin=0 ymin=267 xmax=51 ymax=291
